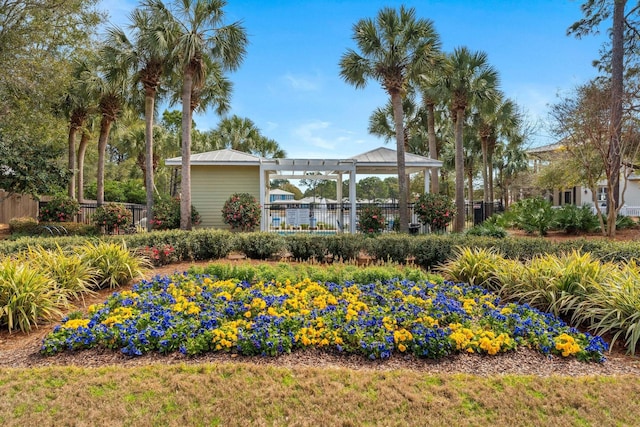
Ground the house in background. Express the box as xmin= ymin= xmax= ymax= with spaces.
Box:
xmin=527 ymin=143 xmax=640 ymax=215
xmin=269 ymin=188 xmax=295 ymax=203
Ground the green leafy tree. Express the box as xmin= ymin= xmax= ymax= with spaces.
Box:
xmin=339 ymin=6 xmax=441 ymax=232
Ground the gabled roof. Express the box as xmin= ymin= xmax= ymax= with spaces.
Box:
xmin=165 ymin=148 xmax=263 ymax=166
xmin=350 ymin=147 xmax=442 ymax=174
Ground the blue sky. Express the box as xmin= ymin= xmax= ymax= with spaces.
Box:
xmin=102 ymin=0 xmax=608 ymax=159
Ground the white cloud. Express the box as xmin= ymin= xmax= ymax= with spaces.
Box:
xmin=283 ymin=72 xmax=321 ymax=91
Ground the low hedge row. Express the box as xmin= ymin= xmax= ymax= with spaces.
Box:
xmin=1 ymin=230 xmax=640 ymax=269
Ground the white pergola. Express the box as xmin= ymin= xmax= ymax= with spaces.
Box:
xmin=259 ymin=147 xmax=442 ymax=233
xmin=166 ymin=146 xmax=443 ymax=233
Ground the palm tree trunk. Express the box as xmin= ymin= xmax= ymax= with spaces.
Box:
xmin=68 ymin=125 xmax=78 ymax=200
xmin=480 ymin=136 xmax=489 ymax=206
xmin=96 ymin=117 xmax=113 ymax=206
xmin=77 ymin=130 xmax=89 ymax=203
xmin=180 ymin=69 xmax=194 ymax=230
xmin=426 ymin=102 xmax=439 ymax=194
xmin=454 ymin=108 xmax=465 ymax=232
xmin=391 ymin=91 xmax=409 ymax=233
xmin=145 ymin=90 xmax=155 ymax=232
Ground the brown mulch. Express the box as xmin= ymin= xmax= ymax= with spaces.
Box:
xmin=2 ymin=257 xmax=640 ymax=376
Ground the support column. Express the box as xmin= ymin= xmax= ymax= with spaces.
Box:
xmin=349 ymin=170 xmax=356 ymax=233
xmin=337 ymin=173 xmax=343 ymax=233
xmin=424 ymin=168 xmax=430 ymax=194
xmin=259 ymin=165 xmax=266 ymax=231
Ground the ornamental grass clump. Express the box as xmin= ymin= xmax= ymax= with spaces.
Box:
xmin=222 ymin=193 xmax=261 ymax=232
xmin=78 ymin=241 xmax=150 ymax=289
xmin=41 ymin=269 xmax=608 ymax=362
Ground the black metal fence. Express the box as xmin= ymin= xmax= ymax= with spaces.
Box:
xmin=264 ymin=201 xmax=503 ymax=234
xmin=39 ymin=201 xmax=147 ymax=226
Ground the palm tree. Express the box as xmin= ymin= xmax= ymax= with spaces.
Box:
xmin=103 ymin=7 xmax=173 ymax=230
xmin=214 ymin=115 xmax=260 ymax=152
xmin=418 ymin=53 xmax=447 ymax=194
xmin=146 ymin=0 xmax=248 ymax=230
xmin=339 ymin=6 xmax=441 ymax=233
xmin=58 ymin=59 xmax=95 ymax=200
xmin=83 ymin=51 xmax=131 ymax=206
xmin=474 ymin=93 xmax=519 ymax=214
xmin=443 ymin=47 xmax=499 ymax=232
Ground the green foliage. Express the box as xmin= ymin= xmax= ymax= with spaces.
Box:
xmin=365 ymin=234 xmax=416 ymax=263
xmin=0 ymin=258 xmax=64 ymax=332
xmin=0 ymin=137 xmax=71 ymax=197
xmin=286 ymin=235 xmax=328 ymax=262
xmin=414 ymin=193 xmax=455 ymax=231
xmin=8 ymin=217 xmax=38 ymax=234
xmin=222 ymin=193 xmax=261 ymax=232
xmin=465 ymin=222 xmax=507 ymax=238
xmin=325 ymin=234 xmax=366 ymax=261
xmin=93 ymin=203 xmax=133 ymax=234
xmin=84 ymin=180 xmax=146 ymax=204
xmin=238 ymin=233 xmax=286 ymax=260
xmin=16 ymin=245 xmax=96 ymax=301
xmin=38 ymin=195 xmax=80 ymax=222
xmin=137 ymin=244 xmax=178 ymax=267
xmin=357 ymin=205 xmax=386 ymax=234
xmin=574 ymin=261 xmax=640 ymax=355
xmin=509 ymin=197 xmax=555 ymax=236
xmin=151 ymin=197 xmax=201 ymax=230
xmin=438 ymin=247 xmax=505 ymax=291
xmin=615 ymin=214 xmax=637 ymax=230
xmin=554 ymin=204 xmax=599 ymax=234
xmin=78 ymin=241 xmax=149 ymax=289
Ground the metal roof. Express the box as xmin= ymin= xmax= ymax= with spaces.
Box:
xmin=165 ymin=146 xmax=442 ymax=175
xmin=165 ymin=148 xmax=263 ymax=166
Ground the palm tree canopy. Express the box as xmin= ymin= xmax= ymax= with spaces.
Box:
xmin=444 ymin=46 xmax=500 ymax=111
xmin=339 ymin=6 xmax=441 ymax=93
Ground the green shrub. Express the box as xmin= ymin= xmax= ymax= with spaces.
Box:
xmin=8 ymin=217 xmax=39 ymax=234
xmin=325 ymin=234 xmax=366 ymax=261
xmin=16 ymin=245 xmax=97 ymax=301
xmin=38 ymin=195 xmax=80 ymax=222
xmin=413 ymin=193 xmax=455 ymax=232
xmin=286 ymin=234 xmax=328 ymax=262
xmin=84 ymin=179 xmax=146 ymax=204
xmin=510 ymin=197 xmax=555 ymax=236
xmin=222 ymin=193 xmax=261 ymax=232
xmin=465 ymin=222 xmax=507 ymax=238
xmin=93 ymin=203 xmax=133 ymax=234
xmin=357 ymin=205 xmax=386 ymax=234
xmin=238 ymin=232 xmax=286 ymax=260
xmin=438 ymin=247 xmax=505 ymax=291
xmin=554 ymin=205 xmax=599 ymax=234
xmin=615 ymin=214 xmax=637 ymax=230
xmin=151 ymin=197 xmax=201 ymax=230
xmin=79 ymin=241 xmax=149 ymax=289
xmin=365 ymin=234 xmax=415 ymax=263
xmin=575 ymin=261 xmax=640 ymax=355
xmin=0 ymin=258 xmax=64 ymax=332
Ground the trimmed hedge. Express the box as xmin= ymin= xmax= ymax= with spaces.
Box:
xmin=2 ymin=230 xmax=640 ymax=269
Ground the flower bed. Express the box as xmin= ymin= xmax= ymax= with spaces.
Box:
xmin=41 ymin=274 xmax=608 ymax=362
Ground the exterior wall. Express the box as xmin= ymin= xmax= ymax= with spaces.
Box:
xmin=623 ymin=179 xmax=640 ymax=206
xmin=191 ymin=165 xmax=260 ymax=229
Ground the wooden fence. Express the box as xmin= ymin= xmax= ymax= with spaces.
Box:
xmin=0 ymin=190 xmax=40 ymax=224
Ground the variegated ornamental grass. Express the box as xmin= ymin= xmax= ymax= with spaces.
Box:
xmin=41 ymin=271 xmax=608 ymax=362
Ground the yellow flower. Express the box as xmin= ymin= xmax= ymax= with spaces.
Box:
xmin=62 ymin=318 xmax=90 ymax=329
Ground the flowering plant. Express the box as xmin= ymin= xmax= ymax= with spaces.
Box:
xmin=41 ymin=272 xmax=608 ymax=362
xmin=222 ymin=193 xmax=261 ymax=231
xmin=357 ymin=205 xmax=386 ymax=234
xmin=38 ymin=195 xmax=80 ymax=222
xmin=151 ymin=197 xmax=200 ymax=230
xmin=414 ymin=193 xmax=455 ymax=232
xmin=138 ymin=244 xmax=177 ymax=267
xmin=92 ymin=203 xmax=132 ymax=234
